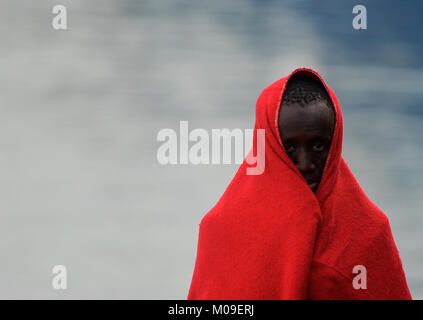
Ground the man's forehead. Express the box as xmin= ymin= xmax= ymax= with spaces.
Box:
xmin=280 ymin=101 xmax=334 ymax=122
xmin=278 ymin=101 xmax=335 ymax=139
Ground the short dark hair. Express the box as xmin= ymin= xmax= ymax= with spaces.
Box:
xmin=282 ymin=75 xmax=333 ymax=108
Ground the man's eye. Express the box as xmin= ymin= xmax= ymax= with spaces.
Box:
xmin=313 ymin=143 xmax=324 ymax=152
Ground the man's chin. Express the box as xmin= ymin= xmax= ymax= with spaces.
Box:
xmin=308 ymin=181 xmax=318 ymax=192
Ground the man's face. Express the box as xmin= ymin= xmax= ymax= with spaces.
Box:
xmin=278 ymin=100 xmax=335 ymax=193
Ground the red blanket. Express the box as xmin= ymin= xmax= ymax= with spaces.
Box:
xmin=187 ymin=68 xmax=412 ymax=300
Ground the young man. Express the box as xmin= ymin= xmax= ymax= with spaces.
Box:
xmin=187 ymin=68 xmax=411 ymax=300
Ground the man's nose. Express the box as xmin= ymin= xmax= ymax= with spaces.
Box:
xmin=295 ymin=149 xmax=316 ymax=173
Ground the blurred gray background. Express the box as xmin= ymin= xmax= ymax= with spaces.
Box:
xmin=0 ymin=0 xmax=422 ymax=299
